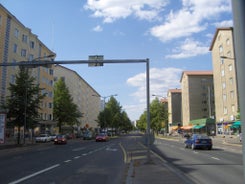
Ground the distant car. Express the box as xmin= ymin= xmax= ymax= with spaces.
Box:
xmin=184 ymin=134 xmax=212 ymax=150
xmin=83 ymin=131 xmax=93 ymax=140
xmin=50 ymin=134 xmax=57 ymax=141
xmin=54 ymin=135 xmax=67 ymax=144
xmin=95 ymin=133 xmax=109 ymax=142
xmin=35 ymin=134 xmax=51 ymax=143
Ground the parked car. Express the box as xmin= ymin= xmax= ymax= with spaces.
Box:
xmin=54 ymin=135 xmax=67 ymax=144
xmin=35 ymin=134 xmax=51 ymax=143
xmin=95 ymin=133 xmax=109 ymax=142
xmin=50 ymin=134 xmax=57 ymax=141
xmin=184 ymin=134 xmax=212 ymax=150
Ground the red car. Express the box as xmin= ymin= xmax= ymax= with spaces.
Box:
xmin=54 ymin=135 xmax=67 ymax=144
xmin=95 ymin=133 xmax=109 ymax=142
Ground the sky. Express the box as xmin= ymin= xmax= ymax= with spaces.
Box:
xmin=1 ymin=0 xmax=233 ymax=121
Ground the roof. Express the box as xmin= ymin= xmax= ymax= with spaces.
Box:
xmin=209 ymin=27 xmax=233 ymax=51
xmin=168 ymin=88 xmax=181 ymax=93
xmin=180 ymin=70 xmax=213 ymax=82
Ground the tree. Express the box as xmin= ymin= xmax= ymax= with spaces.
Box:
xmin=4 ymin=67 xmax=46 ymax=144
xmin=53 ymin=78 xmax=82 ymax=133
xmin=137 ymin=97 xmax=168 ymax=134
xmin=150 ymin=98 xmax=167 ymax=134
xmin=97 ymin=96 xmax=132 ymax=133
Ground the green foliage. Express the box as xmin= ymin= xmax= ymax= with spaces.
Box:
xmin=97 ymin=96 xmax=132 ymax=132
xmin=4 ymin=67 xmax=46 ymax=144
xmin=137 ymin=97 xmax=168 ymax=133
xmin=53 ymin=78 xmax=82 ymax=133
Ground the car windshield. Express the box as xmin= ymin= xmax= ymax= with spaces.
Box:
xmin=57 ymin=135 xmax=64 ymax=138
xmin=195 ymin=135 xmax=210 ymax=139
xmin=40 ymin=134 xmax=47 ymax=137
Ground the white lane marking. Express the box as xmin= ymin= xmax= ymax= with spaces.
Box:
xmin=9 ymin=164 xmax=60 ymax=184
xmin=211 ymin=157 xmax=220 ymax=160
xmin=64 ymin=160 xmax=72 ymax=163
xmin=82 ymin=153 xmax=87 ymax=156
xmin=74 ymin=156 xmax=80 ymax=159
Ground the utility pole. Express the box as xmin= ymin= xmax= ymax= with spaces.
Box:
xmin=231 ymin=0 xmax=245 ymax=180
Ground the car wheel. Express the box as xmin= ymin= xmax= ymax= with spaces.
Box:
xmin=208 ymin=146 xmax=212 ymax=150
xmin=191 ymin=144 xmax=195 ymax=150
xmin=184 ymin=143 xmax=188 ymax=148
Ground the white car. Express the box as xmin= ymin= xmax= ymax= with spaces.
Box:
xmin=35 ymin=134 xmax=51 ymax=143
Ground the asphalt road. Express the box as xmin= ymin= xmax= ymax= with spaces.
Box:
xmin=152 ymin=138 xmax=243 ymax=184
xmin=0 ymin=138 xmax=126 ymax=184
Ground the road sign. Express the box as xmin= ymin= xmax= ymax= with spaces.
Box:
xmin=88 ymin=55 xmax=104 ymax=67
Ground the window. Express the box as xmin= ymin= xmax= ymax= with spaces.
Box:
xmin=10 ymin=75 xmax=15 ymax=84
xmin=222 ymin=82 xmax=226 ymax=89
xmin=223 ymin=94 xmax=227 ymax=101
xmin=226 ymin=38 xmax=230 ymax=45
xmin=219 ymin=45 xmax=223 ymax=53
xmin=21 ymin=49 xmax=27 ymax=57
xmin=221 ymin=69 xmax=225 ymax=76
xmin=227 ymin=51 xmax=231 ymax=57
xmin=231 ymin=105 xmax=235 ymax=112
xmin=29 ymin=54 xmax=34 ymax=61
xmin=0 ymin=15 xmax=2 ymax=25
xmin=230 ymin=91 xmax=235 ymax=99
xmin=12 ymin=59 xmax=17 ymax=70
xmin=229 ymin=77 xmax=233 ymax=85
xmin=220 ymin=58 xmax=224 ymax=65
xmin=49 ymin=69 xmax=54 ymax=75
xmin=14 ymin=28 xmax=19 ymax=38
xmin=228 ymin=64 xmax=233 ymax=71
xmin=30 ymin=41 xmax=35 ymax=49
xmin=13 ymin=44 xmax=18 ymax=53
xmin=223 ymin=107 xmax=228 ymax=114
xmin=22 ymin=34 xmax=28 ymax=43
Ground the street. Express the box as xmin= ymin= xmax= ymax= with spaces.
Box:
xmin=0 ymin=138 xmax=126 ymax=184
xmin=152 ymin=136 xmax=243 ymax=184
xmin=0 ymin=134 xmax=243 ymax=184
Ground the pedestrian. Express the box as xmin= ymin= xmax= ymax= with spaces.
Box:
xmin=239 ymin=133 xmax=242 ymax=142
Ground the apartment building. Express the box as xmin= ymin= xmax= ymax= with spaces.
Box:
xmin=180 ymin=71 xmax=215 ymax=126
xmin=54 ymin=65 xmax=101 ymax=130
xmin=210 ymin=27 xmax=239 ymax=133
xmin=0 ymin=5 xmax=55 ymax=133
xmin=167 ymin=89 xmax=182 ymax=131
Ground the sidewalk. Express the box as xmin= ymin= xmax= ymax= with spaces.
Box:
xmin=125 ymin=140 xmax=195 ymax=184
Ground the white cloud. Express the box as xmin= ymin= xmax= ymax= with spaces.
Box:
xmin=214 ymin=20 xmax=233 ymax=28
xmin=92 ymin=25 xmax=103 ymax=32
xmin=126 ymin=67 xmax=182 ymax=120
xmin=84 ymin=0 xmax=168 ymax=23
xmin=150 ymin=0 xmax=231 ymax=42
xmin=166 ymin=38 xmax=210 ymax=59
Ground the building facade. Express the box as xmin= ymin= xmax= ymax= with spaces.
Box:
xmin=54 ymin=65 xmax=101 ymax=130
xmin=0 ymin=5 xmax=56 ymax=134
xmin=180 ymin=71 xmax=215 ymax=126
xmin=167 ymin=89 xmax=182 ymax=131
xmin=210 ymin=27 xmax=239 ymax=133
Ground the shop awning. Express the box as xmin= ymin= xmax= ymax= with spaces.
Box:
xmin=193 ymin=124 xmax=205 ymax=129
xmin=233 ymin=121 xmax=241 ymax=126
xmin=171 ymin=126 xmax=179 ymax=130
xmin=181 ymin=126 xmax=193 ymax=130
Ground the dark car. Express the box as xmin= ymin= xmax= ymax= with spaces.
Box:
xmin=184 ymin=134 xmax=212 ymax=150
xmin=95 ymin=133 xmax=109 ymax=142
xmin=54 ymin=135 xmax=67 ymax=144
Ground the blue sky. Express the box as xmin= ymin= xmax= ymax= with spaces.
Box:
xmin=1 ymin=0 xmax=232 ymax=121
